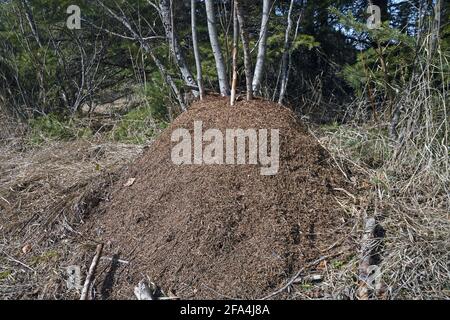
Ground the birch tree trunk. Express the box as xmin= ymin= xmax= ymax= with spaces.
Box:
xmin=230 ymin=3 xmax=239 ymax=106
xmin=97 ymin=1 xmax=186 ymax=111
xmin=159 ymin=0 xmax=198 ymax=97
xmin=149 ymin=49 xmax=187 ymax=112
xmin=235 ymin=0 xmax=253 ymax=101
xmin=252 ymin=0 xmax=271 ymax=96
xmin=278 ymin=0 xmax=294 ymax=105
xmin=205 ymin=0 xmax=230 ymax=96
xmin=191 ymin=0 xmax=204 ymax=100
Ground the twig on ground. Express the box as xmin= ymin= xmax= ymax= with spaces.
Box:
xmin=100 ymin=256 xmax=129 ymax=265
xmin=2 ymin=250 xmax=35 ymax=272
xmin=80 ymin=243 xmax=104 ymax=300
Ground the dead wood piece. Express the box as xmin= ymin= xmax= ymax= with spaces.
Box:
xmin=357 ymin=217 xmax=385 ymax=300
xmin=80 ymin=243 xmax=104 ymax=300
xmin=134 ymin=280 xmax=154 ymax=300
xmin=134 ymin=279 xmax=180 ymax=300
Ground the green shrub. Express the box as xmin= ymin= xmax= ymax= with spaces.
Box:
xmin=28 ymin=114 xmax=92 ymax=145
xmin=110 ymin=77 xmax=171 ymax=144
xmin=141 ymin=73 xmax=174 ymax=122
xmin=111 ymin=105 xmax=167 ymax=144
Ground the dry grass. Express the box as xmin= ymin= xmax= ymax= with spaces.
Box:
xmin=314 ymin=46 xmax=449 ymax=299
xmin=317 ymin=123 xmax=449 ymax=299
xmin=0 ymin=139 xmax=143 ymax=299
xmin=0 ymin=111 xmax=27 ymax=147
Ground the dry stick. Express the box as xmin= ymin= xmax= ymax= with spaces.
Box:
xmin=2 ymin=250 xmax=35 ymax=272
xmin=100 ymin=256 xmax=129 ymax=265
xmin=357 ymin=217 xmax=385 ymax=300
xmin=80 ymin=243 xmax=104 ymax=300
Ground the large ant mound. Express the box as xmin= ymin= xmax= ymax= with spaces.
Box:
xmin=83 ymin=97 xmax=355 ymax=299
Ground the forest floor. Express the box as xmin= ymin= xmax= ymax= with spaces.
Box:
xmin=0 ymin=98 xmax=448 ymax=300
xmin=0 ymin=139 xmax=143 ymax=299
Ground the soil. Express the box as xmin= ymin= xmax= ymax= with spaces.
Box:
xmin=81 ymin=97 xmax=356 ymax=299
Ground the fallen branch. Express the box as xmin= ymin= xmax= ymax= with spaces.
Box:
xmin=80 ymin=243 xmax=103 ymax=300
xmin=293 ymin=274 xmax=323 ymax=284
xmin=1 ymin=250 xmax=36 ymax=272
xmin=357 ymin=217 xmax=385 ymax=300
xmin=100 ymin=256 xmax=129 ymax=265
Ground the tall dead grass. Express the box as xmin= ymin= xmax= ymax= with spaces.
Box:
xmin=320 ymin=35 xmax=449 ymax=299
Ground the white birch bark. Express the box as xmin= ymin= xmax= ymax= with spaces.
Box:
xmin=205 ymin=0 xmax=230 ymax=96
xmin=158 ymin=0 xmax=198 ymax=97
xmin=278 ymin=0 xmax=294 ymax=105
xmin=252 ymin=0 xmax=271 ymax=95
xmin=98 ymin=1 xmax=186 ymax=111
xmin=230 ymin=3 xmax=239 ymax=106
xmin=235 ymin=0 xmax=253 ymax=101
xmin=191 ymin=0 xmax=204 ymax=100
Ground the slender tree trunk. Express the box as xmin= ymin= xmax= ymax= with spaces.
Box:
xmin=20 ymin=0 xmax=46 ymax=109
xmin=230 ymin=3 xmax=239 ymax=106
xmin=159 ymin=0 xmax=198 ymax=97
xmin=20 ymin=0 xmax=42 ymax=48
xmin=205 ymin=0 xmax=230 ymax=96
xmin=235 ymin=0 xmax=253 ymax=101
xmin=97 ymin=0 xmax=186 ymax=111
xmin=191 ymin=0 xmax=204 ymax=100
xmin=278 ymin=0 xmax=295 ymax=105
xmin=370 ymin=0 xmax=389 ymax=22
xmin=150 ymin=49 xmax=186 ymax=112
xmin=430 ymin=0 xmax=442 ymax=54
xmin=252 ymin=0 xmax=271 ymax=96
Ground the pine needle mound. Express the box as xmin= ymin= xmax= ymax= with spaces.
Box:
xmin=84 ymin=97 xmax=356 ymax=299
